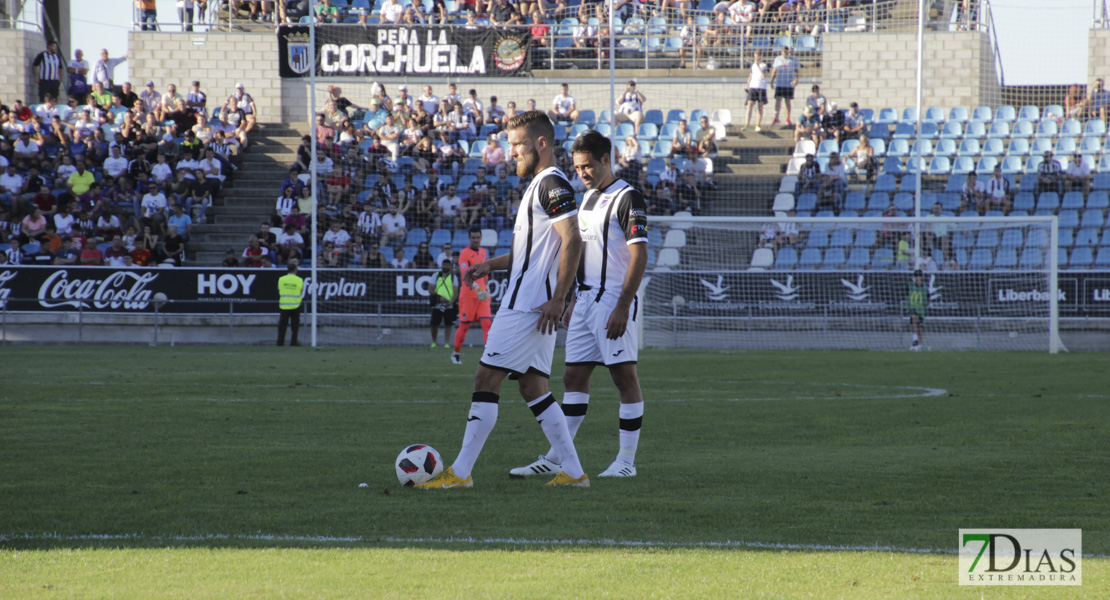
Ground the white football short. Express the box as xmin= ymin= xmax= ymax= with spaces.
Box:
xmin=564 ymin=290 xmax=640 ymax=367
xmin=479 ymin=308 xmax=558 ymax=378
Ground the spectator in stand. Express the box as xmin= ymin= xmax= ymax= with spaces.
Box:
xmin=770 ymin=47 xmax=799 ymax=127
xmin=222 ymin=247 xmax=240 ymax=267
xmin=959 ymin=171 xmax=985 ymax=213
xmin=794 ymin=105 xmax=822 ymax=145
xmin=1088 ymin=78 xmax=1110 ymax=123
xmin=140 ymin=178 xmax=169 ymax=233
xmin=97 ymin=207 xmax=124 ymax=239
xmin=412 ymin=242 xmax=436 ymax=269
xmin=696 ymin=116 xmax=717 ymax=156
xmin=822 ymin=102 xmax=845 ymax=143
xmin=1065 ymin=152 xmax=1091 ymax=196
xmin=314 ymin=0 xmax=341 ymax=22
xmin=490 ymin=0 xmax=516 ymax=25
xmin=364 ymin=240 xmax=389 ymax=268
xmin=615 ymin=80 xmax=646 ymax=132
xmin=276 ymin=223 xmax=304 ymax=264
xmin=104 ymin=235 xmax=130 ymax=267
xmin=448 ymin=102 xmax=476 ymax=143
xmin=163 ymin=225 xmax=185 ymax=266
xmin=529 ymin=13 xmax=550 ymax=53
xmin=79 ymin=238 xmax=103 ymax=265
xmin=669 ymin=119 xmax=696 ymax=158
xmin=925 ymin=202 xmax=951 ymax=260
xmin=548 ymin=83 xmax=580 ymax=125
xmin=678 ymin=15 xmax=698 ymax=69
xmin=775 ymin=210 xmax=800 ymax=248
xmin=67 ymin=49 xmax=91 ymax=104
xmin=982 ymin=164 xmax=1012 ymax=215
xmin=242 ymin=235 xmax=269 ymax=267
xmin=91 ymin=49 xmax=127 ymax=92
xmin=842 ymin=102 xmax=865 ymax=141
xmin=380 ymin=203 xmax=408 ymax=248
xmin=617 ymin=134 xmax=643 ymax=182
xmin=0 ymin=164 xmax=26 ymax=212
xmin=53 ymin=236 xmax=79 ymax=265
xmin=418 ymin=85 xmax=440 ymax=116
xmin=436 ymin=183 xmax=462 ymax=230
xmin=390 ymin=246 xmax=410 ymax=268
xmin=32 ymin=41 xmax=63 ymax=102
xmin=68 ymin=158 xmax=97 ymax=198
xmin=461 ymin=89 xmax=484 ymax=129
xmin=844 ymin=133 xmax=875 ymax=182
xmin=743 ymin=51 xmax=768 ymax=132
xmin=232 ymin=83 xmax=258 ymax=135
xmin=103 ymin=144 xmax=129 ymax=181
xmin=4 ymin=238 xmax=26 ymax=264
xmin=805 ymin=84 xmax=827 ymax=117
xmin=380 ymin=0 xmax=406 ymax=23
xmin=481 ymin=132 xmax=505 ymax=176
xmin=1036 ymin=151 xmax=1063 ymax=195
xmin=167 ymin=203 xmax=193 ymax=243
xmin=377 ymin=114 xmax=402 ymax=161
xmin=796 ymin=153 xmax=820 ymax=195
xmin=820 ymin=152 xmax=848 ymax=211
xmin=443 ymin=83 xmax=462 ymax=109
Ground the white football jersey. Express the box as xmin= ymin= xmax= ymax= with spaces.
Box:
xmin=576 ymin=179 xmax=648 ymax=303
xmin=503 ymin=166 xmax=578 ymax=312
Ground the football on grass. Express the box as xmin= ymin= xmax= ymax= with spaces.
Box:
xmin=395 ymin=444 xmax=444 ymax=486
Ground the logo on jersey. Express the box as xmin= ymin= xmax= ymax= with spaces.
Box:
xmin=629 ymin=208 xmax=647 ymax=219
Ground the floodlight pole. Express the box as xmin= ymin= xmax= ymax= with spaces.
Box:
xmin=310 ymin=18 xmax=319 ymax=347
xmin=912 ymin=0 xmax=925 ymax=264
xmin=608 ymin=0 xmax=616 ymax=169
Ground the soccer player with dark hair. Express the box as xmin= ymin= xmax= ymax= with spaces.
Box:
xmin=416 ymin=110 xmax=588 ymax=489
xmin=451 ymin=226 xmax=493 ymax=365
xmin=512 ymin=130 xmax=649 ymax=479
xmin=908 ymin=269 xmax=928 ymax=351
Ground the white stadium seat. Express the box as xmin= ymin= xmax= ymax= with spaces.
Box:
xmin=663 ymin=229 xmax=686 ymax=248
xmin=749 ymin=247 xmax=774 ymax=270
xmin=656 ymin=248 xmax=681 ymax=267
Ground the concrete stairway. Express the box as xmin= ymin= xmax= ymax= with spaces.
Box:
xmin=189 ymin=123 xmax=300 ymax=264
xmin=706 ymin=124 xmax=796 ymax=216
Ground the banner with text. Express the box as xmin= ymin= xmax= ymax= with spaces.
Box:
xmin=0 ymin=267 xmax=511 ymax=314
xmin=278 ymin=25 xmax=531 ymax=78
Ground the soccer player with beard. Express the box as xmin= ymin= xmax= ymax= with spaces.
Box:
xmin=416 ymin=111 xmax=589 ymax=489
xmin=511 ymin=131 xmax=649 ymax=479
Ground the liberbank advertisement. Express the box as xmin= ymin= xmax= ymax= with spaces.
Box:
xmin=278 ymin=25 xmax=530 ymax=78
xmin=1 ymin=267 xmax=1110 ymax=316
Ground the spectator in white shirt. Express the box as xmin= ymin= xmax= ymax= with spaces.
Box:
xmin=1065 ymin=152 xmax=1091 ymax=196
xmin=982 ymin=165 xmax=1012 ymax=214
xmin=821 ymin=153 xmax=848 ymax=211
xmin=548 ymin=83 xmax=580 ymax=124
xmin=380 ymin=204 xmax=408 ymax=247
xmin=417 ymin=85 xmax=440 ymax=115
xmin=54 ymin=203 xmax=79 ymax=236
xmin=436 ymin=185 xmax=462 ymax=230
xmin=390 ymin=246 xmax=410 ymax=268
xmin=140 ymin=181 xmax=168 ymax=232
xmin=960 ymin=171 xmax=985 ymax=213
xmin=0 ymin=165 xmax=25 ymax=209
xmin=381 ymin=0 xmax=405 ymax=23
xmin=91 ymin=49 xmax=127 ymax=90
xmin=13 ymin=132 xmax=40 ymax=161
xmin=322 ymin=221 xmax=351 ymax=251
xmin=103 ymin=145 xmax=129 ymax=179
xmin=461 ymin=89 xmax=484 ymax=128
xmin=151 ymin=153 xmax=174 ymax=183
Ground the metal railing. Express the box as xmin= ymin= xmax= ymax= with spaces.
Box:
xmin=3 ymin=0 xmax=44 ymax=33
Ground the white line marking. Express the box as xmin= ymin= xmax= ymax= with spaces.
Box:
xmin=5 ymin=532 xmax=1106 ymax=558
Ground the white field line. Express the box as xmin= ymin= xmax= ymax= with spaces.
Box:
xmin=5 ymin=532 xmax=1108 ymax=559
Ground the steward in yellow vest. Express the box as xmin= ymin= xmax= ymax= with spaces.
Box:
xmin=277 ymin=261 xmax=304 ymax=346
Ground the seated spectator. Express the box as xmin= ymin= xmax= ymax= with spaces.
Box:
xmin=461 ymin=89 xmax=485 ymax=129
xmin=822 ymin=102 xmax=845 ymax=143
xmin=222 ymin=247 xmax=240 ymax=267
xmin=390 ymin=246 xmax=410 ymax=268
xmin=796 ymin=153 xmax=820 ymax=195
xmin=669 ymin=119 xmax=697 ymax=158
xmin=162 ymin=225 xmax=185 ymax=266
xmin=377 ymin=114 xmax=402 ymax=161
xmin=1036 ymin=151 xmax=1063 ymax=195
xmin=844 ymin=133 xmax=875 ymax=182
xmin=79 ymin=237 xmax=103 ymax=265
xmin=140 ymin=178 xmax=168 ymax=233
xmin=960 ymin=171 xmax=985 ymax=212
xmin=53 ymin=236 xmax=79 ymax=264
xmin=481 ymin=133 xmax=506 ymax=176
xmin=96 ymin=207 xmax=123 ymax=239
xmin=794 ymin=106 xmax=822 ymax=144
xmin=448 ymin=102 xmax=476 ymax=143
xmin=435 ymin=131 xmax=464 ymax=179
xmin=981 ymin=165 xmax=1012 ymax=215
xmin=548 ymin=83 xmax=580 ymax=124
xmin=364 ymin=240 xmax=389 ymax=268
xmin=615 ymin=80 xmax=646 ymax=132
xmin=380 ymin=204 xmax=408 ymax=248
xmin=696 ymin=116 xmax=718 ymax=156
xmin=242 ymin=235 xmax=269 ymax=267
xmin=276 ymin=223 xmax=305 ymax=264
xmin=103 ymin=234 xmax=129 ymax=267
xmin=925 ymin=202 xmax=951 ymax=259
xmin=842 ymin=102 xmax=865 ymax=141
xmin=436 ymin=184 xmax=462 ymax=230
xmin=1065 ymin=152 xmax=1091 ymax=196
xmin=804 ymin=84 xmax=827 ymax=117
xmin=231 ymin=84 xmax=258 ymax=136
xmin=166 ymin=203 xmax=193 ymax=243
xmin=775 ymin=210 xmax=800 ymax=248
xmin=820 ymin=153 xmax=848 ymax=211
xmin=411 ymin=242 xmax=436 ymax=269
xmin=617 ymin=135 xmax=643 ymax=182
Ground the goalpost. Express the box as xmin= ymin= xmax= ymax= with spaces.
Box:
xmin=643 ymin=215 xmax=1060 ymax=353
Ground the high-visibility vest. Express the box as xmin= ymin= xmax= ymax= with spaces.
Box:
xmin=434 ymin=273 xmax=454 ymax=303
xmin=278 ymin=273 xmax=304 ymax=310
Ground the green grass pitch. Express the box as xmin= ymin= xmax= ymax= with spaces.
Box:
xmin=1 ymin=346 xmax=1107 ymax=598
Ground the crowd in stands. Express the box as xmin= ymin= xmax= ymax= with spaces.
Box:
xmin=262 ymin=80 xmax=717 ymax=268
xmin=763 ymin=87 xmax=1110 ymax=272
xmin=0 ymin=55 xmax=260 ymax=267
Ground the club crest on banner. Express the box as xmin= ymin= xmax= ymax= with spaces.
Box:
xmin=285 ymin=31 xmax=312 ymax=75
xmin=492 ymin=34 xmax=525 ymax=72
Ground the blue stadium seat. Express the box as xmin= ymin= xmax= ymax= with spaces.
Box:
xmin=497 ymin=229 xmax=513 ymax=247
xmin=830 ymin=229 xmax=853 ymax=247
xmin=872 ymin=247 xmax=895 ymax=268
xmin=1088 ymin=191 xmax=1110 ymax=209
xmin=891 ymin=123 xmax=916 ymax=139
xmin=806 ymin=229 xmax=828 ymax=248
xmin=1061 ymin=191 xmax=1085 ymax=210
xmin=430 ymin=229 xmax=453 ymax=247
xmin=1095 ymin=248 xmax=1110 ymax=268
xmin=774 ymin=247 xmax=798 ymax=269
xmin=882 ymin=157 xmax=904 ymax=175
xmin=1000 ymin=156 xmax=1023 ymax=175
xmin=1060 ymin=119 xmax=1082 ymax=138
xmin=637 ymin=123 xmax=659 ymax=141
xmin=965 ymin=120 xmax=987 ymax=139
xmin=976 ymin=230 xmax=1000 ymax=249
xmin=981 ymin=138 xmax=1004 ymax=157
xmin=843 ymin=192 xmax=866 ymax=212
xmin=1058 ymin=210 xmax=1080 ymax=229
xmin=651 ymin=141 xmax=672 ymax=158
xmin=906 ymin=157 xmax=927 ymax=174
xmin=1026 ymin=228 xmax=1049 ymax=248
xmin=658 ymin=122 xmax=678 ymax=141
xmin=952 ymin=157 xmax=975 ymax=175
xmin=866 ymin=192 xmax=890 ymax=211
xmin=952 ymin=230 xmax=975 ymax=249
xmin=972 ymin=106 xmax=993 ymax=122
xmin=1102 ymin=229 xmax=1110 ymax=246
xmin=798 ymin=247 xmax=823 ymax=269
xmin=846 ymin=248 xmax=870 ymax=269
xmin=1079 ymin=136 xmax=1102 ymax=156
xmin=1033 ymin=119 xmax=1057 ymax=139
xmin=867 ymin=123 xmax=890 ymax=140
xmin=968 ymin=248 xmax=993 ymax=270
xmin=1011 ymin=119 xmax=1035 ymax=138
xmin=877 ymin=108 xmax=899 ymax=126
xmin=796 ymin=193 xmax=818 ymax=212
xmin=1024 ymin=156 xmax=1045 ymax=175
xmin=994 ymin=248 xmax=1018 ymax=269
xmin=816 ymin=139 xmax=839 ymax=158
xmin=644 ymin=109 xmax=664 ymax=126
xmin=927 ymin=157 xmax=952 ymax=176
xmin=1006 ymin=138 xmax=1030 ymax=156
xmin=945 ymin=174 xmax=966 ymax=192
xmin=406 ymin=229 xmax=428 ymax=246
xmin=854 ymin=229 xmax=877 ymax=247
xmin=987 ymin=121 xmax=1011 ymax=139
xmin=873 ymin=174 xmax=897 ymax=193
xmin=976 ymin=156 xmax=999 ymax=175
xmin=995 ymin=105 xmax=1016 ymax=123
xmin=999 ymin=229 xmax=1023 ymax=248
xmin=924 ymin=107 xmax=946 ymax=124
xmin=871 ymin=138 xmax=887 ymax=157
xmin=900 ymin=107 xmax=918 ymax=124
xmin=958 ymin=139 xmax=981 ymax=157
xmin=939 ymin=121 xmax=963 ymax=139
xmin=821 ymin=247 xmax=846 ymax=269
xmin=575 ymin=110 xmax=596 ymax=126
xmin=614 ymin=122 xmax=635 ymax=139
xmin=1070 ymin=247 xmax=1093 ymax=269
xmin=1019 ymin=248 xmax=1044 ymax=269
xmin=1017 ymin=105 xmax=1040 ymax=122
xmin=934 ymin=138 xmax=957 ymax=158
xmin=1081 ymin=209 xmax=1105 ymax=228
xmin=887 ymin=139 xmax=910 ymax=157
xmin=1036 ymin=192 xmax=1060 ymax=212
xmin=910 ymin=139 xmax=933 ymax=157
xmin=1084 ymin=118 xmax=1107 ymax=137
xmin=1057 ymin=248 xmax=1069 ymax=268
xmin=1054 ymin=137 xmax=1077 ymax=156
xmin=949 ymin=106 xmax=970 ymax=123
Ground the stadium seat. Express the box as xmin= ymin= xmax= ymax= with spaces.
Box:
xmin=575 ymin=110 xmax=596 ymax=126
xmin=887 ymin=139 xmax=910 ymax=158
xmin=1017 ymin=105 xmax=1040 ymax=122
xmin=1033 ymin=119 xmax=1057 ymax=139
xmin=1079 ymin=136 xmax=1102 ymax=156
xmin=975 ymin=157 xmax=998 ymax=175
xmin=656 ymin=248 xmax=680 ymax=267
xmin=867 ymin=123 xmax=890 ymax=140
xmin=644 ymin=109 xmax=664 ymax=126
xmin=406 ymin=229 xmax=428 ymax=246
xmin=1018 ymin=248 xmax=1044 ymax=269
xmin=972 ymin=106 xmax=993 ymax=122
xmin=430 ymin=229 xmax=453 ymax=247
xmin=1009 ymin=119 xmax=1034 ymax=139
xmin=1054 ymin=137 xmax=1077 ymax=156
xmin=821 ymin=247 xmax=846 ymax=269
xmin=981 ymin=138 xmax=1004 ymax=157
xmin=948 ymin=106 xmax=970 ymax=124
xmin=1024 ymin=156 xmax=1044 ymax=174
xmin=794 ymin=139 xmax=817 ymax=158
xmin=910 ymin=139 xmax=933 ymax=157
xmin=892 ymin=192 xmax=914 ymax=211
xmin=1006 ymin=138 xmax=1031 ymax=156
xmin=1061 ymin=191 xmax=1085 ymax=210
xmin=927 ymin=157 xmax=952 ymax=176
xmin=480 ymin=229 xmax=498 ymax=247
xmin=829 ymin=228 xmax=853 ymax=247
xmin=796 ymin=193 xmax=818 ymax=212
xmin=993 ymin=248 xmax=1018 ymax=269
xmin=663 ymin=229 xmax=687 ymax=248
xmin=780 ymin=176 xmax=798 ymax=192
xmin=659 ymin=122 xmax=678 ymax=141
xmin=845 ymin=248 xmax=870 ymax=269
xmin=1058 ymin=210 xmax=1080 ymax=230
xmin=1096 ymin=248 xmax=1110 ymax=267
xmin=987 ymin=121 xmax=1010 ymax=139
xmin=1084 ymin=118 xmax=1107 ymax=137
xmin=891 ymin=123 xmax=916 ymax=140
xmin=934 ymin=139 xmax=957 ymax=158
xmin=854 ymin=229 xmax=877 ymax=247
xmin=1088 ymin=191 xmax=1110 ymax=209
xmin=995 ymin=105 xmax=1016 ymax=123
xmin=1099 ymin=156 xmax=1110 ymax=174
xmin=798 ymin=247 xmax=823 ymax=269
xmin=1000 ymin=156 xmax=1023 ymax=175
xmin=906 ymin=157 xmax=926 ymax=174
xmin=816 ymin=139 xmax=839 ymax=158
xmin=711 ymin=109 xmax=732 ymax=126
xmin=870 ymin=138 xmax=887 ymax=157
xmin=999 ymin=229 xmax=1023 ymax=248
xmin=1070 ymin=247 xmax=1093 ymax=269
xmin=882 ymin=157 xmax=904 ymax=175
xmin=873 ymin=174 xmax=897 ymax=193
xmin=866 ymin=192 xmax=889 ymax=211
xmin=1061 ymin=119 xmax=1082 ymax=138
xmin=939 ymin=121 xmax=963 ymax=140
xmin=774 ymin=246 xmax=798 ymax=269
xmin=841 ymin=192 xmax=864 ymax=212
xmin=650 ymin=141 xmax=672 ymax=158
xmin=952 ymin=157 xmax=975 ymax=175
xmin=1102 ymin=229 xmax=1110 ymax=246
xmin=923 ymin=107 xmax=945 ymax=124
xmin=1036 ymin=192 xmax=1060 ymax=212
xmin=749 ymin=247 xmax=774 ymax=270
xmin=968 ymin=248 xmax=993 ymax=270
xmin=976 ymin=230 xmax=1000 ymax=249
xmin=773 ymin=193 xmax=795 ymax=212
xmin=958 ymin=139 xmax=981 ymax=157
xmin=871 ymin=247 xmax=895 ymax=268
xmin=1081 ymin=209 xmax=1104 ymax=229
xmin=1026 ymin=228 xmax=1049 ymax=249
xmin=945 ymin=174 xmax=966 ymax=192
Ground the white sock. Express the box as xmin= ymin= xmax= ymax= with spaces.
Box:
xmin=528 ymin=394 xmax=584 ymax=479
xmin=912 ymin=333 xmax=920 ymax=344
xmin=617 ymin=402 xmax=644 ymax=465
xmin=544 ymin=391 xmax=589 ymax=465
xmin=450 ymin=392 xmax=499 ymax=480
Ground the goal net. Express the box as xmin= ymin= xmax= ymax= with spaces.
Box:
xmin=643 ymin=215 xmax=1060 ymax=352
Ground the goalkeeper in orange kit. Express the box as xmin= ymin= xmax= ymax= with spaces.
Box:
xmin=451 ymin=227 xmax=493 ymax=364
